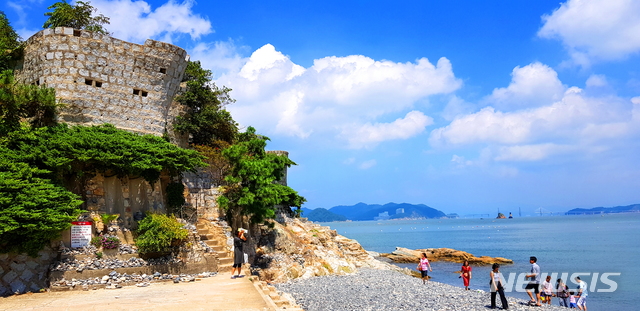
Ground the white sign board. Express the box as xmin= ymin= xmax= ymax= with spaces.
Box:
xmin=70 ymin=221 xmax=92 ymax=248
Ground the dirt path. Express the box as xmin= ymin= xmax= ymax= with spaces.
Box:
xmin=0 ymin=275 xmax=272 ymax=311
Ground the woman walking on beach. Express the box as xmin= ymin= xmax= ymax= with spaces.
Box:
xmin=490 ymin=263 xmax=509 ymax=310
xmin=417 ymin=252 xmax=432 ymax=284
xmin=460 ymin=260 xmax=472 ymax=290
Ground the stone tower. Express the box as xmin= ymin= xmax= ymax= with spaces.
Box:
xmin=16 ymin=27 xmax=189 ymax=136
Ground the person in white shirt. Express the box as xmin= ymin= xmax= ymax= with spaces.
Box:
xmin=541 ymin=275 xmax=553 ymax=305
xmin=575 ymin=276 xmax=588 ymax=310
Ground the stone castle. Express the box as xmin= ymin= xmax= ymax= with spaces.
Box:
xmin=13 ymin=27 xmax=195 ymax=227
xmin=16 ymin=27 xmax=189 ymax=136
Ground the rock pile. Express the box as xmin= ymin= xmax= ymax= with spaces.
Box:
xmin=251 ymin=217 xmax=398 ymax=283
xmin=51 ymin=271 xmax=217 ymax=290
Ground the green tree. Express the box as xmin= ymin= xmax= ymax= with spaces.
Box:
xmin=0 ymin=70 xmax=59 ymax=136
xmin=1 ymin=124 xmax=206 ymax=190
xmin=43 ymin=1 xmax=110 ymax=34
xmin=217 ymin=127 xmax=306 ymax=224
xmin=0 ymin=11 xmax=21 ymax=72
xmin=174 ymin=61 xmax=238 ymax=147
xmin=0 ymin=158 xmax=83 ymax=256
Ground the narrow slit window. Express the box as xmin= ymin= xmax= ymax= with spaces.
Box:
xmin=159 ymin=68 xmax=167 ymax=74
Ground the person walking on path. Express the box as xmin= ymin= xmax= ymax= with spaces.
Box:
xmin=525 ymin=256 xmax=542 ymax=306
xmin=460 ymin=260 xmax=472 ymax=290
xmin=490 ymin=263 xmax=509 ymax=310
xmin=575 ymin=276 xmax=588 ymax=310
xmin=231 ymin=228 xmax=247 ymax=279
xmin=556 ymin=278 xmax=570 ymax=307
xmin=417 ymin=252 xmax=432 ymax=284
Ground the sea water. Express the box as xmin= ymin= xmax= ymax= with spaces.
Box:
xmin=324 ymin=213 xmax=640 ymax=311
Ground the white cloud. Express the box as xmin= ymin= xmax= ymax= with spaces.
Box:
xmin=494 ymin=144 xmax=573 ymax=162
xmin=89 ymin=0 xmax=212 ymax=44
xmin=359 ymin=159 xmax=377 ymax=170
xmin=487 ymin=62 xmax=565 ymax=110
xmin=215 ymin=44 xmax=461 ymax=148
xmin=343 ymin=111 xmax=433 ymax=149
xmin=189 ymin=40 xmax=247 ymax=77
xmin=538 ymin=0 xmax=640 ymax=65
xmin=430 ymin=71 xmax=636 ymax=158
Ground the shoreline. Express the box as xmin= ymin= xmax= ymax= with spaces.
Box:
xmin=275 ymin=268 xmax=569 ymax=311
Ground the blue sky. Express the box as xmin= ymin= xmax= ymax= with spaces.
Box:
xmin=3 ymin=0 xmax=640 ymax=215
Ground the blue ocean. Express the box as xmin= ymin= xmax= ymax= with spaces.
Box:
xmin=324 ymin=213 xmax=640 ymax=311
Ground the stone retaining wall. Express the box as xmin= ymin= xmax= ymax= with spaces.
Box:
xmin=0 ymin=250 xmax=57 ymax=296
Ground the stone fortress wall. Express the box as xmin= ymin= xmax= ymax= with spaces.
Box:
xmin=16 ymin=27 xmax=189 ymax=136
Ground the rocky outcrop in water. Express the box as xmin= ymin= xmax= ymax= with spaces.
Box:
xmin=380 ymin=247 xmax=513 ymax=265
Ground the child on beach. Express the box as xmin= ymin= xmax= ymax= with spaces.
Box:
xmin=417 ymin=252 xmax=432 ymax=284
xmin=541 ymin=275 xmax=553 ymax=305
xmin=569 ymin=291 xmax=577 ymax=308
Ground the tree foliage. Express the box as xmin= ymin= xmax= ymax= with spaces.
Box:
xmin=43 ymin=0 xmax=110 ymax=34
xmin=217 ymin=127 xmax=306 ymax=224
xmin=0 ymin=11 xmax=21 ymax=72
xmin=174 ymin=61 xmax=238 ymax=147
xmin=0 ymin=70 xmax=59 ymax=136
xmin=1 ymin=124 xmax=205 ymax=186
xmin=0 ymin=158 xmax=83 ymax=256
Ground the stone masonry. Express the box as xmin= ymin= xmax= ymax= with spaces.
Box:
xmin=16 ymin=27 xmax=189 ymax=136
xmin=0 ymin=250 xmax=57 ymax=296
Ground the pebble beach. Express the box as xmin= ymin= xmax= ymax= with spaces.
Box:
xmin=276 ymin=268 xmax=570 ymax=311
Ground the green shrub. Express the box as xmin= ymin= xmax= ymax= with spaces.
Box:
xmin=90 ymin=236 xmax=102 ymax=247
xmin=135 ymin=213 xmax=188 ymax=253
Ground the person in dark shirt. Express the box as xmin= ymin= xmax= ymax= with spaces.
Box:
xmin=231 ymin=228 xmax=247 ymax=279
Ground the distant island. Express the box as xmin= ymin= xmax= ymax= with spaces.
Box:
xmin=303 ymin=202 xmax=446 ymax=222
xmin=566 ymin=203 xmax=640 ymax=215
xmin=300 ymin=208 xmax=347 ymax=222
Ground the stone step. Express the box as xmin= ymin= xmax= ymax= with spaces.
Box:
xmin=209 ymin=245 xmax=225 ymax=252
xmin=204 ymin=240 xmax=222 ymax=247
xmin=218 ymin=257 xmax=233 ymax=265
xmin=196 ymin=223 xmax=207 ymax=230
xmin=218 ymin=263 xmax=232 ymax=272
xmin=199 ymin=233 xmax=215 ymax=240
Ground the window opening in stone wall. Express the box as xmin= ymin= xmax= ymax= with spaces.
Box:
xmin=141 ymin=91 xmax=148 ymax=97
xmin=159 ymin=68 xmax=167 ymax=74
xmin=133 ymin=89 xmax=140 ymax=95
xmin=73 ymin=30 xmax=81 ymax=37
xmin=95 ymin=81 xmax=102 ymax=87
xmin=85 ymin=79 xmax=93 ymax=85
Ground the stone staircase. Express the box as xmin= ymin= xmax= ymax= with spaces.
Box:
xmin=196 ymin=219 xmax=234 ymax=272
xmin=252 ymin=278 xmax=305 ymax=311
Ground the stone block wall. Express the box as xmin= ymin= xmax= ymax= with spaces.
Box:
xmin=0 ymin=250 xmax=57 ymax=296
xmin=82 ymin=173 xmax=167 ymax=229
xmin=16 ymin=27 xmax=189 ymax=136
xmin=183 ymin=171 xmax=221 ymax=219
